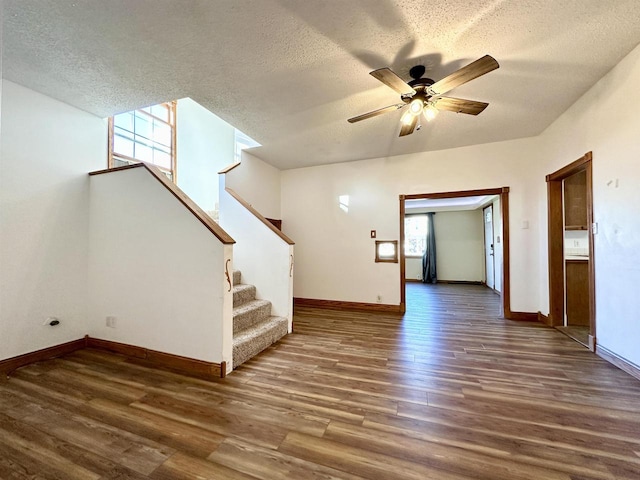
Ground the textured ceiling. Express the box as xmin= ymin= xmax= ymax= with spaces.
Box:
xmin=3 ymin=1 xmax=640 ymax=169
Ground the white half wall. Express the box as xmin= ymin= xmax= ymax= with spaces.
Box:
xmin=0 ymin=80 xmax=107 ymax=360
xmin=405 ymin=210 xmax=484 ymax=282
xmin=226 ymin=151 xmax=282 ymax=220
xmin=176 ymin=97 xmax=235 ymax=214
xmin=219 ymin=177 xmax=293 ymax=329
xmin=536 ymin=42 xmax=640 ymax=368
xmin=88 ymin=167 xmax=233 ymax=364
xmin=281 ymin=137 xmax=540 ymax=309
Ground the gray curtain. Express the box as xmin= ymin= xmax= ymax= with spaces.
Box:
xmin=422 ymin=213 xmax=437 ymax=283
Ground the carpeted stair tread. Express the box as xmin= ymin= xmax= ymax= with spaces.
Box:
xmin=233 ymin=299 xmax=272 ymax=334
xmin=232 ymin=316 xmax=288 ymax=368
xmin=232 ymin=270 xmax=242 ymax=286
xmin=233 ymin=283 xmax=256 ymax=307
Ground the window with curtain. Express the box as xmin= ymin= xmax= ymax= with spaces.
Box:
xmin=108 ymin=101 xmax=177 ymax=181
xmin=404 ymin=214 xmax=428 ymax=256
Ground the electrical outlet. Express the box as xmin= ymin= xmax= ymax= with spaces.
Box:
xmin=106 ymin=316 xmax=117 ymax=328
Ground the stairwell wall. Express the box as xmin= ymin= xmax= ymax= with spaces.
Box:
xmin=225 ymin=151 xmax=281 ymax=219
xmin=176 ymin=97 xmax=236 ymax=215
xmin=219 ymin=175 xmax=293 ymax=331
xmin=88 ymin=167 xmax=233 ymax=364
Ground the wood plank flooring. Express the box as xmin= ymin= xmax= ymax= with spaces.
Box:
xmin=1 ymin=283 xmax=640 ymax=479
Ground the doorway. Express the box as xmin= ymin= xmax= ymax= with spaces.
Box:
xmin=483 ymin=204 xmax=495 ymax=290
xmin=399 ymin=187 xmax=511 ymax=317
xmin=546 ymin=152 xmax=595 ymax=350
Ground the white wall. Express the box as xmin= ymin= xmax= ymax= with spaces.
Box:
xmin=176 ymin=97 xmax=235 ymax=214
xmin=0 ymin=80 xmax=107 ymax=360
xmin=535 ymin=42 xmax=640 ymax=367
xmin=88 ymin=167 xmax=233 ymax=364
xmin=219 ymin=176 xmax=293 ymax=329
xmin=226 ymin=151 xmax=282 ymax=219
xmin=405 ymin=210 xmax=484 ymax=282
xmin=435 ymin=210 xmax=484 ymax=282
xmin=281 ymin=137 xmax=540 ymax=309
xmin=1 ymin=0 xmax=3 ymax=135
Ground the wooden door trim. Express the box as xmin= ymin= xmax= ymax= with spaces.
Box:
xmin=546 ymin=152 xmax=596 ymax=349
xmin=400 ymin=187 xmax=511 ymax=317
xmin=546 ymin=152 xmax=592 ymax=182
xmin=399 ymin=196 xmax=406 ymax=313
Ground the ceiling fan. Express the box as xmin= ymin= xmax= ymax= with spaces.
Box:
xmin=347 ymin=55 xmax=499 ymax=137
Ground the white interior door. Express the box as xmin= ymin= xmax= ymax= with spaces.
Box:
xmin=484 ymin=205 xmax=495 ymax=289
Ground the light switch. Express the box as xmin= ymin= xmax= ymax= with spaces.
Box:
xmin=370 ymin=230 xmax=376 ymax=238
xmin=521 ymin=220 xmax=529 ymax=229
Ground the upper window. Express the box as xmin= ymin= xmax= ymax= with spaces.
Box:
xmin=234 ymin=129 xmax=261 ymax=163
xmin=109 ymin=101 xmax=177 ymax=180
xmin=405 ymin=215 xmax=428 ymax=256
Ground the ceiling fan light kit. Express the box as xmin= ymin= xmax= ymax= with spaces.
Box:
xmin=348 ymin=55 xmax=499 ymax=137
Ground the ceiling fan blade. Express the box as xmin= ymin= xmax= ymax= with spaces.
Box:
xmin=370 ymin=68 xmax=416 ymax=96
xmin=399 ymin=114 xmax=418 ymax=137
xmin=432 ymin=96 xmax=489 ymax=115
xmin=347 ymin=103 xmax=405 ymax=123
xmin=428 ymin=55 xmax=499 ymax=96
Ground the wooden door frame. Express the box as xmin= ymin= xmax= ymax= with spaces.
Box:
xmin=399 ymin=187 xmax=511 ymax=317
xmin=546 ymin=152 xmax=596 ymax=349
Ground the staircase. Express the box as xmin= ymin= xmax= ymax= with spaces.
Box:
xmin=232 ymin=270 xmax=288 ymax=369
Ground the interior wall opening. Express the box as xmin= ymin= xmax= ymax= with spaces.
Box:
xmin=546 ymin=152 xmax=595 ymax=350
xmin=399 ymin=188 xmax=511 ymax=317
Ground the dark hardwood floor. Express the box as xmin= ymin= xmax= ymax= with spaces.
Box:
xmin=1 ymin=283 xmax=639 ymax=479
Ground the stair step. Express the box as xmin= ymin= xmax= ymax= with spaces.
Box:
xmin=232 ymin=270 xmax=241 ymax=286
xmin=233 ymin=316 xmax=288 ymax=369
xmin=233 ymin=284 xmax=255 ymax=307
xmin=233 ymin=299 xmax=272 ymax=334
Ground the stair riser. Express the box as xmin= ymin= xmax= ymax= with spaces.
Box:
xmin=234 ymin=303 xmax=272 ymax=334
xmin=233 ymin=319 xmax=288 ymax=368
xmin=232 ymin=270 xmax=241 ymax=285
xmin=233 ymin=285 xmax=256 ymax=306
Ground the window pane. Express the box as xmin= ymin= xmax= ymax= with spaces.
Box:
xmin=114 ymin=111 xmax=134 ymax=132
xmin=113 ymin=133 xmax=134 ymax=158
xmin=404 ymin=215 xmax=428 ymax=256
xmin=134 ymin=111 xmax=152 ymax=140
xmin=153 ymin=120 xmax=172 ymax=147
xmin=110 ymin=102 xmax=176 ymax=179
xmin=135 ymin=141 xmax=152 ymax=162
xmin=150 ymin=104 xmax=170 ymax=122
xmin=153 ymin=147 xmax=172 ymax=169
